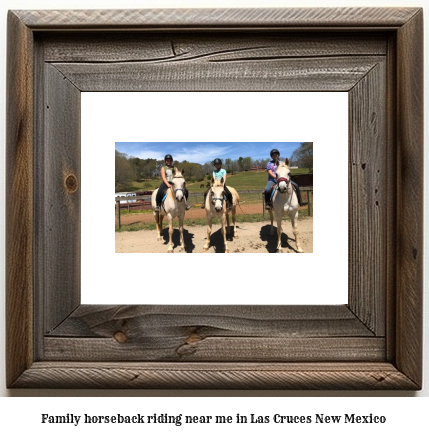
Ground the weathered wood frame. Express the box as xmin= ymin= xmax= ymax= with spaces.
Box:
xmin=6 ymin=8 xmax=423 ymax=389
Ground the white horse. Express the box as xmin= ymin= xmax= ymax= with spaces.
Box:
xmin=203 ymin=177 xmax=240 ymax=253
xmin=268 ymin=160 xmax=303 ymax=253
xmin=151 ymin=169 xmax=187 ymax=253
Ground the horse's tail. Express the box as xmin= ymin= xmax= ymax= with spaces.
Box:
xmin=230 ymin=188 xmax=246 ymax=214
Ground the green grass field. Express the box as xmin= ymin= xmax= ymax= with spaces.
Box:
xmin=127 ymin=168 xmax=310 ymax=193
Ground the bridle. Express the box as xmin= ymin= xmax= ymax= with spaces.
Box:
xmin=210 ymin=187 xmax=226 ymax=205
xmin=170 ymin=175 xmax=186 ymax=197
xmin=276 ymin=174 xmax=291 ymax=194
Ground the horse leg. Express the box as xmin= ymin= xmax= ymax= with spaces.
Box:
xmin=222 ymin=213 xmax=229 ymax=253
xmin=226 ymin=212 xmax=230 ymax=237
xmin=290 ymin=210 xmax=303 ymax=253
xmin=232 ymin=206 xmax=238 ymax=239
xmin=269 ymin=208 xmax=275 ymax=236
xmin=154 ymin=212 xmax=161 ymax=240
xmin=158 ymin=214 xmax=164 ymax=241
xmin=178 ymin=213 xmax=186 ymax=252
xmin=167 ymin=217 xmax=174 ymax=253
xmin=203 ymin=215 xmax=212 ymax=252
xmin=276 ymin=214 xmax=283 ymax=253
xmin=155 ymin=213 xmax=163 ymax=240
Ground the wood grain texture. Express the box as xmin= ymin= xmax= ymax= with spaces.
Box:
xmin=11 ymin=362 xmax=419 ymax=390
xmin=6 ymin=8 xmax=423 ymax=390
xmin=395 ymin=9 xmax=423 ymax=388
xmin=6 ymin=11 xmax=34 ymax=388
xmin=348 ymin=62 xmax=386 ymax=335
xmin=43 ymin=64 xmax=81 ymax=333
xmin=14 ymin=8 xmax=420 ymax=29
xmin=52 ymin=56 xmax=384 ymax=92
xmin=42 ymin=33 xmax=388 ymax=63
xmin=47 ymin=305 xmax=374 ymax=338
xmin=44 ymin=305 xmax=380 ymax=362
xmin=44 ymin=337 xmax=385 ymax=362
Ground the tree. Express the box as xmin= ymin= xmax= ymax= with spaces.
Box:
xmin=290 ymin=142 xmax=313 ymax=171
xmin=128 ymin=156 xmax=142 ymax=180
xmin=115 ymin=150 xmax=134 ymax=191
xmin=242 ymin=156 xmax=252 ymax=171
xmin=224 ymin=158 xmax=232 ymax=174
xmin=142 ymin=158 xmax=157 ymax=179
xmin=230 ymin=160 xmax=239 ymax=175
xmin=202 ymin=161 xmax=213 ymax=175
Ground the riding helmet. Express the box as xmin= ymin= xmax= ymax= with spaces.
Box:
xmin=270 ymin=149 xmax=280 ymax=157
xmin=213 ymin=158 xmax=222 ymax=165
xmin=164 ymin=154 xmax=173 ymax=161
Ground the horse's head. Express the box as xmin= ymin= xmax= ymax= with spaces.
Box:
xmin=276 ymin=160 xmax=291 ymax=193
xmin=210 ymin=177 xmax=225 ymax=212
xmin=171 ymin=169 xmax=186 ymax=201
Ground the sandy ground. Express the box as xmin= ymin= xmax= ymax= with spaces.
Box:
xmin=115 ymin=217 xmax=313 ymax=253
xmin=117 ymin=203 xmax=310 ymax=225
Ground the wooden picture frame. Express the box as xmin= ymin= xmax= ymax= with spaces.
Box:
xmin=6 ymin=8 xmax=423 ymax=389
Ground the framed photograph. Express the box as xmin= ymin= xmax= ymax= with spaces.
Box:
xmin=6 ymin=7 xmax=423 ymax=389
xmin=82 ymin=92 xmax=347 ymax=306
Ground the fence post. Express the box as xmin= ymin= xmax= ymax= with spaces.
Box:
xmin=262 ymin=190 xmax=265 ymax=217
xmin=116 ymin=200 xmax=121 ymax=229
xmin=308 ymin=190 xmax=312 ymax=217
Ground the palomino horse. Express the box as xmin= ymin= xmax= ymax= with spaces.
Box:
xmin=151 ymin=169 xmax=187 ymax=253
xmin=268 ymin=161 xmax=303 ymax=253
xmin=203 ymin=177 xmax=239 ymax=253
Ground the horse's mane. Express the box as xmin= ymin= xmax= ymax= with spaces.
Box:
xmin=213 ymin=178 xmax=224 ymax=187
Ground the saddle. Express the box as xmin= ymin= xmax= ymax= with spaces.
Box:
xmin=269 ymin=184 xmax=278 ymax=202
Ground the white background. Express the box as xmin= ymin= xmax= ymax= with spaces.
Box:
xmin=82 ymin=92 xmax=348 ymax=305
xmin=0 ymin=0 xmax=428 ymax=426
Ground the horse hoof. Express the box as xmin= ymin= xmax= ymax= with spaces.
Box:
xmin=203 ymin=247 xmax=209 ymax=252
xmin=277 ymin=249 xmax=283 ymax=253
xmin=168 ymin=249 xmax=173 ymax=253
xmin=297 ymin=248 xmax=304 ymax=253
xmin=234 ymin=235 xmax=238 ymax=239
xmin=157 ymin=237 xmax=162 ymax=241
xmin=225 ymin=249 xmax=229 ymax=253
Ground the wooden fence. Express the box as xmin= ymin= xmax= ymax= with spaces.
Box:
xmin=115 ymin=188 xmax=313 ymax=229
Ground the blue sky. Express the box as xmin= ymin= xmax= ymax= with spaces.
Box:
xmin=115 ymin=142 xmax=303 ymax=164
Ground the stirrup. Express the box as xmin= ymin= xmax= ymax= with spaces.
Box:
xmin=154 ymin=206 xmax=160 ymax=212
xmin=265 ymin=203 xmax=272 ymax=210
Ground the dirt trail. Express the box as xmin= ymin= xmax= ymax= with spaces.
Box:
xmin=115 ymin=218 xmax=313 ymax=253
xmin=117 ymin=203 xmax=308 ymax=226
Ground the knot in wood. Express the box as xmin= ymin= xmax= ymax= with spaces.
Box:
xmin=114 ymin=331 xmax=128 ymax=343
xmin=64 ymin=174 xmax=78 ymax=193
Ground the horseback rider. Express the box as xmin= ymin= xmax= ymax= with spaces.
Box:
xmin=264 ymin=149 xmax=307 ymax=210
xmin=154 ymin=154 xmax=190 ymax=212
xmin=201 ymin=158 xmax=233 ymax=209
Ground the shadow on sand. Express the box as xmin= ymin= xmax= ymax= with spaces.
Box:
xmin=259 ymin=224 xmax=298 ymax=253
xmin=203 ymin=226 xmax=237 ymax=253
xmin=161 ymin=228 xmax=196 ymax=253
